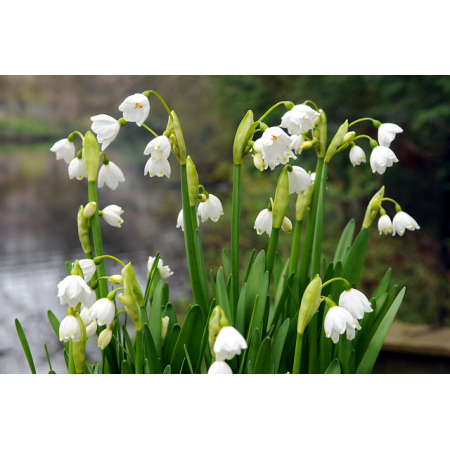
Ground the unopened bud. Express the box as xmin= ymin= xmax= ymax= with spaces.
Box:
xmin=301 ymin=140 xmax=314 ymax=150
xmin=209 ymin=306 xmax=229 ymax=357
xmin=281 ymin=216 xmax=292 ymax=234
xmin=84 ymin=202 xmax=96 ymax=218
xmin=362 ymin=186 xmax=385 ymax=229
xmin=187 ymin=156 xmax=199 ymax=207
xmin=161 ymin=316 xmax=170 ymax=346
xmin=77 ymin=206 xmax=92 ymax=253
xmin=84 ymin=131 xmax=100 ymax=182
xmin=314 ymin=116 xmax=322 ymax=126
xmin=118 ymin=292 xmax=142 ymax=331
xmin=98 ymin=328 xmax=113 ymax=350
xmin=296 ymin=184 xmax=313 ymax=221
xmin=253 ymin=153 xmax=266 ymax=171
xmin=122 ymin=262 xmax=144 ymax=308
xmin=325 ymin=120 xmax=349 ymax=163
xmin=233 ymin=110 xmax=255 ymax=165
xmin=109 ymin=274 xmax=123 ymax=285
xmin=343 ymin=131 xmax=355 ymax=143
xmin=297 ymin=275 xmax=322 ymax=334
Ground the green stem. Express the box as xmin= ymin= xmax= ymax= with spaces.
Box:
xmin=258 ymin=101 xmax=289 ymax=122
xmin=68 ymin=340 xmax=76 ymax=374
xmin=348 ymin=117 xmax=377 ymax=128
xmin=321 ymin=277 xmax=351 ymax=290
xmin=135 ymin=329 xmax=143 ymax=374
xmin=231 ymin=163 xmax=241 ymax=320
xmin=266 ymin=227 xmax=281 ymax=276
xmin=145 ymin=90 xmax=171 ymax=115
xmin=88 ymin=181 xmax=108 ymax=298
xmin=95 ymin=255 xmax=126 ymax=267
xmin=142 ymin=124 xmax=158 ymax=137
xmin=190 ymin=205 xmax=198 ymax=234
xmin=292 ymin=333 xmax=304 ymax=374
xmin=289 ymin=220 xmax=303 ymax=275
xmin=303 ymin=100 xmax=319 ymax=111
xmin=382 ymin=198 xmax=401 ymax=210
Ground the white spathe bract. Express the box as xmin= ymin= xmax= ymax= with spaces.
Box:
xmin=90 ymin=115 xmax=120 ymax=150
xmin=79 ymin=259 xmax=96 ymax=283
xmin=68 ymin=156 xmax=88 ymax=180
xmin=370 ymin=146 xmax=399 ymax=174
xmin=58 ymin=275 xmax=93 ymax=308
xmin=392 ymin=211 xmax=420 ymax=236
xmin=290 ymin=134 xmax=305 ymax=155
xmin=208 ymin=361 xmax=233 ymax=374
xmin=378 ymin=214 xmax=393 ymax=235
xmin=50 ymin=138 xmax=76 ymax=163
xmin=176 ymin=209 xmax=199 ymax=231
xmin=101 ymin=205 xmax=124 ymax=228
xmin=144 ymin=155 xmax=171 ymax=178
xmin=144 ymin=136 xmax=171 ymax=159
xmin=213 ymin=326 xmax=248 ymax=361
xmin=98 ymin=161 xmax=125 ymax=190
xmin=197 ymin=194 xmax=224 ymax=223
xmin=288 ymin=166 xmax=312 ymax=195
xmin=378 ymin=123 xmax=403 ymax=148
xmin=280 ymin=105 xmax=320 ymax=135
xmin=118 ymin=93 xmax=150 ymax=127
xmin=339 ymin=289 xmax=373 ymax=320
xmin=254 ymin=209 xmax=272 ymax=236
xmin=324 ymin=306 xmax=361 ymax=343
xmin=59 ymin=315 xmax=81 ymax=343
xmin=98 ymin=328 xmax=113 ymax=349
xmin=147 ymin=256 xmax=174 ymax=280
xmin=260 ymin=127 xmax=296 ymax=170
xmin=89 ymin=298 xmax=115 ymax=327
xmin=349 ymin=146 xmax=366 ymax=167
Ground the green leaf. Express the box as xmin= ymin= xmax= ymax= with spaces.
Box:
xmin=63 ymin=350 xmax=69 ymax=370
xmin=216 ymin=267 xmax=232 ymax=325
xmin=149 ymin=280 xmax=163 ymax=359
xmin=372 ymin=268 xmax=391 ymax=302
xmin=121 ymin=360 xmax=133 ymax=374
xmin=324 ymin=359 xmax=341 ymax=374
xmin=348 ymin=350 xmax=356 ymax=374
xmin=144 ymin=359 xmax=150 ymax=374
xmin=318 ymin=303 xmax=332 ymax=373
xmin=333 ymin=219 xmax=355 ymax=264
xmin=163 ymin=365 xmax=171 ymax=374
xmin=246 ymin=272 xmax=270 ymax=341
xmin=235 ymin=284 xmax=247 ymax=336
xmin=184 ymin=345 xmax=194 ymax=374
xmin=15 ymin=319 xmax=36 ymax=374
xmin=162 ymin=303 xmax=178 ymax=366
xmin=144 ymin=253 xmax=160 ymax=306
xmin=222 ymin=249 xmax=231 ymax=280
xmin=271 ymin=318 xmax=290 ymax=374
xmin=122 ymin=325 xmax=136 ymax=365
xmin=162 ymin=283 xmax=170 ymax=307
xmin=340 ymin=227 xmax=369 ymax=289
xmin=195 ymin=230 xmax=210 ymax=307
xmin=243 ymin=249 xmax=256 ymax=284
xmin=44 ymin=343 xmax=53 ymax=372
xmin=357 ymin=287 xmax=406 ymax=374
xmin=143 ymin=324 xmax=162 ymax=374
xmin=244 ymin=250 xmax=266 ymax=333
xmin=48 ymin=310 xmax=69 ymax=353
xmin=210 ymin=270 xmax=216 ymax=300
xmin=166 ymin=324 xmax=181 ymax=364
xmin=253 ymin=337 xmax=272 ymax=374
xmin=170 ymin=305 xmax=204 ymax=374
xmin=245 ymin=328 xmax=261 ymax=374
xmin=65 ymin=261 xmax=72 ymax=275
xmin=195 ymin=299 xmax=217 ymax=374
xmin=270 ymin=273 xmax=295 ymax=330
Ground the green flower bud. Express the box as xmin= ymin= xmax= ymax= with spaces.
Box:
xmin=295 ymin=184 xmax=313 ymax=221
xmin=233 ymin=110 xmax=255 ymax=165
xmin=170 ymin=111 xmax=187 ymax=165
xmin=362 ymin=186 xmax=385 ymax=229
xmin=342 ymin=131 xmax=356 ymax=143
xmin=122 ymin=262 xmax=145 ymax=308
xmin=325 ymin=120 xmax=348 ymax=163
xmin=83 ymin=202 xmax=96 ymax=218
xmin=77 ymin=205 xmax=92 ymax=254
xmin=301 ymin=140 xmax=314 ymax=150
xmin=72 ymin=313 xmax=86 ymax=374
xmin=109 ymin=274 xmax=123 ymax=285
xmin=209 ymin=305 xmax=229 ymax=357
xmin=186 ymin=156 xmax=199 ymax=207
xmin=272 ymin=167 xmax=290 ymax=229
xmin=161 ymin=316 xmax=170 ymax=346
xmin=83 ymin=131 xmax=100 ymax=182
xmin=98 ymin=327 xmax=113 ymax=350
xmin=118 ymin=292 xmax=142 ymax=331
xmin=297 ymin=274 xmax=322 ymax=334
xmin=281 ymin=216 xmax=292 ymax=234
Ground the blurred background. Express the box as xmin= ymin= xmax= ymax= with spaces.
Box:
xmin=1 ymin=75 xmax=449 ymax=373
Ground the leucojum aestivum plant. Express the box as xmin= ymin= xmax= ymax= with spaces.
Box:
xmin=15 ymin=91 xmax=419 ymax=374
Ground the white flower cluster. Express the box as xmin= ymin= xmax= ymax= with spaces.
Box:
xmin=148 ymin=255 xmax=174 ymax=280
xmin=378 ymin=211 xmax=420 ymax=237
xmin=176 ymin=193 xmax=224 ymax=231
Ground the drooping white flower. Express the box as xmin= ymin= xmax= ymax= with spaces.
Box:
xmin=78 ymin=259 xmax=96 ymax=283
xmin=90 ymin=114 xmax=120 ymax=150
xmin=50 ymin=138 xmax=76 ymax=163
xmin=144 ymin=136 xmax=171 ymax=159
xmin=68 ymin=155 xmax=88 ymax=180
xmin=57 ymin=275 xmax=93 ymax=308
xmin=147 ymin=256 xmax=174 ymax=280
xmin=213 ymin=326 xmax=248 ymax=361
xmin=59 ymin=315 xmax=81 ymax=343
xmin=118 ymin=93 xmax=150 ymax=127
xmin=144 ymin=155 xmax=171 ymax=178
xmin=176 ymin=209 xmax=199 ymax=231
xmin=80 ymin=307 xmax=98 ymax=338
xmin=324 ymin=306 xmax=361 ymax=343
xmin=378 ymin=123 xmax=403 ymax=148
xmin=98 ymin=161 xmax=125 ymax=190
xmin=254 ymin=208 xmax=273 ymax=236
xmin=392 ymin=211 xmax=420 ymax=236
xmin=260 ymin=127 xmax=296 ymax=170
xmin=339 ymin=289 xmax=373 ymax=320
xmin=370 ymin=146 xmax=399 ymax=174
xmin=82 ymin=288 xmax=97 ymax=309
xmin=197 ymin=194 xmax=224 ymax=223
xmin=378 ymin=214 xmax=393 ymax=235
xmin=208 ymin=361 xmax=233 ymax=374
xmin=89 ymin=298 xmax=115 ymax=327
xmin=280 ymin=105 xmax=320 ymax=135
xmin=349 ymin=146 xmax=366 ymax=167
xmin=290 ymin=134 xmax=305 ymax=155
xmin=98 ymin=328 xmax=113 ymax=349
xmin=288 ymin=166 xmax=313 ymax=195
xmin=101 ymin=205 xmax=124 ymax=228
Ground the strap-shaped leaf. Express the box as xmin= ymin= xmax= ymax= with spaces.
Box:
xmin=270 ymin=273 xmax=295 ymax=330
xmin=143 ymin=324 xmax=162 ymax=374
xmin=235 ymin=284 xmax=247 ymax=336
xmin=48 ymin=310 xmax=69 ymax=353
xmin=121 ymin=360 xmax=133 ymax=374
xmin=372 ymin=268 xmax=391 ymax=302
xmin=144 ymin=253 xmax=160 ymax=306
xmin=122 ymin=324 xmax=136 ymax=365
xmin=149 ymin=280 xmax=163 ymax=359
xmin=222 ymin=249 xmax=231 ymax=280
xmin=271 ymin=318 xmax=290 ymax=374
xmin=216 ymin=267 xmax=232 ymax=325
xmin=195 ymin=230 xmax=210 ymax=309
xmin=333 ymin=219 xmax=355 ymax=264
xmin=324 ymin=359 xmax=341 ymax=374
xmin=245 ymin=328 xmax=261 ymax=374
xmin=244 ymin=250 xmax=266 ymax=333
xmin=163 ymin=365 xmax=171 ymax=374
xmin=340 ymin=228 xmax=369 ymax=289
xmin=253 ymin=337 xmax=272 ymax=374
xmin=246 ymin=271 xmax=270 ymax=341
xmin=195 ymin=299 xmax=217 ymax=374
xmin=243 ymin=249 xmax=256 ymax=284
xmin=166 ymin=324 xmax=181 ymax=364
xmin=15 ymin=319 xmax=36 ymax=374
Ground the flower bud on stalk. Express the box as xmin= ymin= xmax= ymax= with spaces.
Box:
xmin=169 ymin=111 xmax=187 ymax=165
xmin=84 ymin=202 xmax=96 ymax=218
xmin=297 ymin=274 xmax=322 ymax=334
xmin=342 ymin=131 xmax=356 ymax=143
xmin=186 ymin=156 xmax=199 ymax=207
xmin=122 ymin=262 xmax=144 ymax=308
xmin=233 ymin=110 xmax=256 ymax=165
xmin=72 ymin=313 xmax=86 ymax=374
xmin=325 ymin=120 xmax=348 ymax=163
xmin=272 ymin=166 xmax=290 ymax=229
xmin=161 ymin=316 xmax=170 ymax=346
xmin=209 ymin=306 xmax=229 ymax=357
xmin=362 ymin=186 xmax=385 ymax=229
xmin=109 ymin=274 xmax=123 ymax=285
xmin=98 ymin=327 xmax=113 ymax=349
xmin=77 ymin=206 xmax=92 ymax=253
xmin=83 ymin=131 xmax=100 ymax=182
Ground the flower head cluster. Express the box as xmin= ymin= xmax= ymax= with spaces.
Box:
xmin=144 ymin=135 xmax=171 ymax=178
xmin=254 ymin=127 xmax=296 ymax=170
xmin=377 ymin=210 xmax=419 ymax=237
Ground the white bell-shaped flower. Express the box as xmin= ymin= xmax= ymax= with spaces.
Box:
xmin=79 ymin=259 xmax=96 ymax=283
xmin=118 ymin=93 xmax=150 ymax=127
xmin=144 ymin=135 xmax=171 ymax=159
xmin=349 ymin=145 xmax=366 ymax=167
xmin=86 ymin=320 xmax=98 ymax=339
xmin=82 ymin=288 xmax=97 ymax=309
xmin=254 ymin=208 xmax=273 ymax=236
xmin=288 ymin=166 xmax=312 ymax=195
xmin=144 ymin=154 xmax=171 ymax=178
xmin=90 ymin=114 xmax=120 ymax=150
xmin=98 ymin=328 xmax=113 ymax=349
xmin=392 ymin=211 xmax=420 ymax=236
xmin=68 ymin=155 xmax=88 ymax=180
xmin=290 ymin=134 xmax=305 ymax=155
xmin=197 ymin=194 xmax=224 ymax=223
xmin=58 ymin=275 xmax=93 ymax=308
xmin=89 ymin=298 xmax=115 ymax=327
xmin=339 ymin=288 xmax=373 ymax=320
xmin=281 ymin=216 xmax=292 ymax=234
xmin=98 ymin=161 xmax=125 ymax=190
xmin=213 ymin=326 xmax=248 ymax=361
xmin=101 ymin=205 xmax=124 ymax=228
xmin=378 ymin=214 xmax=393 ymax=235
xmin=208 ymin=361 xmax=233 ymax=374
xmin=147 ymin=256 xmax=174 ymax=280
xmin=59 ymin=315 xmax=81 ymax=343
xmin=324 ymin=306 xmax=361 ymax=343
xmin=260 ymin=127 xmax=297 ymax=170
xmin=378 ymin=123 xmax=403 ymax=148
xmin=280 ymin=105 xmax=320 ymax=135
xmin=176 ymin=208 xmax=199 ymax=231
xmin=370 ymin=146 xmax=399 ymax=174
xmin=80 ymin=307 xmax=93 ymax=326
xmin=50 ymin=138 xmax=75 ymax=163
